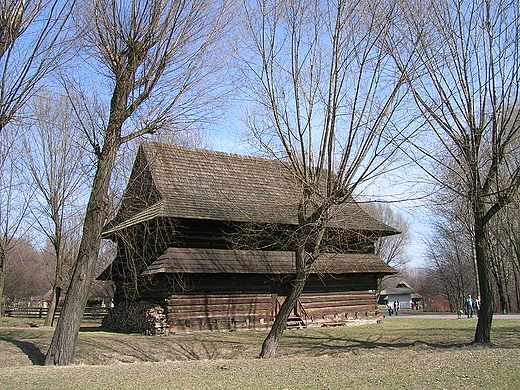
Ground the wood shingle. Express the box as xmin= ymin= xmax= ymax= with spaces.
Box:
xmin=143 ymin=248 xmax=396 ymax=275
xmin=104 ymin=141 xmax=398 ymax=235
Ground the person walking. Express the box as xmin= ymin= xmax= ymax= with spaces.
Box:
xmin=393 ymin=300 xmax=400 ymax=316
xmin=465 ymin=295 xmax=475 ymax=318
xmin=386 ymin=302 xmax=393 ymax=316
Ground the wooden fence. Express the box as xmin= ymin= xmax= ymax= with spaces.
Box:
xmin=3 ymin=306 xmax=108 ymax=320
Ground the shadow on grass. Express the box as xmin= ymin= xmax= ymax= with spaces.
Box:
xmin=78 ymin=334 xmax=235 ymax=363
xmin=66 ymin=320 xmax=520 ymax=364
xmin=0 ymin=337 xmax=46 ymax=365
xmin=79 ymin=325 xmax=107 ymax=332
xmin=278 ymin=329 xmax=478 ymax=356
xmin=315 ymin=337 xmax=472 ymax=351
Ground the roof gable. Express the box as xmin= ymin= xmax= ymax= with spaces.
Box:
xmin=109 ymin=146 xmax=162 ymax=227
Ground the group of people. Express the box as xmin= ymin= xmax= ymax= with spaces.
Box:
xmin=464 ymin=294 xmax=481 ymax=318
xmin=386 ymin=300 xmax=400 ymax=316
xmin=384 ymin=294 xmax=481 ymax=318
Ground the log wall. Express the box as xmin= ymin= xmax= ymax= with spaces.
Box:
xmin=107 ymin=273 xmax=381 ymax=334
xmin=161 ymin=273 xmax=380 ymax=332
xmin=299 ymin=291 xmax=378 ymax=324
xmin=165 ymin=293 xmax=274 ymax=332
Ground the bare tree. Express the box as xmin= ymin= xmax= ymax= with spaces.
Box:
xmin=45 ymin=0 xmax=231 ymax=366
xmin=239 ymin=0 xmax=410 ymax=358
xmin=423 ymin=143 xmax=520 ymax=314
xmin=0 ymin=130 xmax=32 ymax=317
xmin=393 ymin=0 xmax=520 ymax=343
xmin=425 ymin=222 xmax=476 ymax=312
xmin=363 ymin=203 xmax=411 ymax=269
xmin=362 ymin=202 xmax=411 ymax=302
xmin=0 ymin=0 xmax=73 ymax=132
xmin=23 ymin=92 xmax=89 ymax=326
xmin=3 ymin=237 xmax=53 ymax=302
xmin=421 ymin=160 xmax=478 ymax=311
xmin=487 ymin=198 xmax=520 ymax=313
xmin=1 ymin=1 xmax=73 ymax=309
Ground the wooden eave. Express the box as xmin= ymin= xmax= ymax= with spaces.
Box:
xmin=103 ymin=201 xmax=165 ymax=236
xmin=142 ymin=247 xmax=397 ymax=276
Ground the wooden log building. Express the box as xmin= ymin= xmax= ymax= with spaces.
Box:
xmin=100 ymin=141 xmax=397 ymax=334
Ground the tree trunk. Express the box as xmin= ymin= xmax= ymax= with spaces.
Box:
xmin=474 ymin=218 xmax=493 ymax=344
xmin=491 ymin=257 xmax=510 ymax=314
xmin=0 ymin=251 xmax=5 ymax=318
xmin=514 ymin=271 xmax=520 ymax=312
xmin=495 ymin=277 xmax=509 ymax=314
xmin=259 ymin=191 xmax=331 ymax=358
xmin=43 ymin=285 xmax=61 ymax=327
xmin=44 ymin=137 xmax=119 ymax=366
xmin=45 ymin=211 xmax=65 ymax=327
xmin=259 ymin=272 xmax=307 ymax=358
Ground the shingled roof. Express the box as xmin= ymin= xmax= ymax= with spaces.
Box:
xmin=142 ymin=248 xmax=397 ymax=275
xmin=104 ymin=141 xmax=397 ymax=235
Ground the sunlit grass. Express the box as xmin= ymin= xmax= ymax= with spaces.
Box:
xmin=1 ymin=317 xmax=519 ymax=389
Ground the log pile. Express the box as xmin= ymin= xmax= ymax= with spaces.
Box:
xmin=102 ymin=301 xmax=168 ymax=335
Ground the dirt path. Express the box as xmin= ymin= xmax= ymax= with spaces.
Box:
xmin=383 ymin=311 xmax=520 ymax=320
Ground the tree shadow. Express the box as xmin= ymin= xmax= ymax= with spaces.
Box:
xmin=79 ymin=325 xmax=107 ymax=332
xmin=279 ymin=330 xmax=477 ymax=357
xmin=0 ymin=337 xmax=46 ymax=365
xmin=320 ymin=337 xmax=472 ymax=351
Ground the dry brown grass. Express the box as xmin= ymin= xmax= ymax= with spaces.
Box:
xmin=0 ymin=316 xmax=519 ymax=389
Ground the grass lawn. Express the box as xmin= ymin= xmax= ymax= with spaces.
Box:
xmin=0 ymin=316 xmax=519 ymax=389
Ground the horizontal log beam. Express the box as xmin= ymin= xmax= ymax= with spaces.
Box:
xmin=305 ymin=304 xmax=376 ymax=317
xmin=167 ymin=303 xmax=272 ymax=314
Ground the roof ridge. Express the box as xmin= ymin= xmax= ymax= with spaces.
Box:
xmin=141 ymin=140 xmax=283 ymax=165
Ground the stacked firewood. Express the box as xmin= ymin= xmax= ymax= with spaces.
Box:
xmin=102 ymin=301 xmax=168 ymax=335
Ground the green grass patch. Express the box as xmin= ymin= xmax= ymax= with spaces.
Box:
xmin=1 ymin=317 xmax=519 ymax=389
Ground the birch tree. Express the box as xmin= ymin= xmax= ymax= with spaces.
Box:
xmin=393 ymin=0 xmax=520 ymax=343
xmin=239 ymin=0 xmax=410 ymax=358
xmin=44 ymin=0 xmax=231 ymax=366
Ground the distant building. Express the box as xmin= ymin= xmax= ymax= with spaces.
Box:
xmin=379 ymin=280 xmax=422 ymax=309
